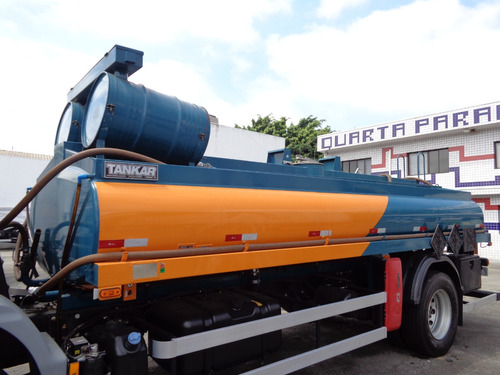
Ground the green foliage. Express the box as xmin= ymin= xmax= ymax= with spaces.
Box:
xmin=235 ymin=115 xmax=287 ymax=138
xmin=235 ymin=115 xmax=332 ymax=160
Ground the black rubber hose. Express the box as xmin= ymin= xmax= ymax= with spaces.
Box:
xmin=4 ymin=221 xmax=29 ymax=250
xmin=60 ymin=183 xmax=82 ymax=269
xmin=0 ymin=148 xmax=164 ymax=231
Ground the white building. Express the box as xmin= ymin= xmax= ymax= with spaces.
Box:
xmin=205 ymin=118 xmax=284 ymax=163
xmin=319 ymin=102 xmax=500 ymax=260
xmin=0 ymin=151 xmax=51 ymax=221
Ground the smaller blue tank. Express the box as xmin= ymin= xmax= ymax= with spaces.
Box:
xmin=82 ymin=72 xmax=211 ymax=165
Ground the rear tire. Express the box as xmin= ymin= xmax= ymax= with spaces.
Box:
xmin=401 ymin=271 xmax=458 ymax=357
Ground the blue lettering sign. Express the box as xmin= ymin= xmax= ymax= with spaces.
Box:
xmin=363 ymin=129 xmax=374 ymax=142
xmin=349 ymin=132 xmax=360 ymax=145
xmin=415 ymin=118 xmax=429 ymax=134
xmin=474 ymin=107 xmax=491 ymax=124
xmin=433 ymin=115 xmax=448 ymax=130
xmin=335 ymin=134 xmax=347 ymax=147
xmin=377 ymin=126 xmax=389 ymax=139
xmin=321 ymin=137 xmax=332 ymax=150
xmin=392 ymin=123 xmax=405 ymax=137
xmin=453 ymin=111 xmax=468 ymax=127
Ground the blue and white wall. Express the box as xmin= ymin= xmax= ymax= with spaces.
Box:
xmin=319 ymin=102 xmax=500 ymax=260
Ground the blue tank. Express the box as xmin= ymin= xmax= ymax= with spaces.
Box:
xmin=82 ymin=72 xmax=210 ymax=165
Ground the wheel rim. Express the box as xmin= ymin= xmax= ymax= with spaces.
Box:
xmin=428 ymin=289 xmax=452 ymax=340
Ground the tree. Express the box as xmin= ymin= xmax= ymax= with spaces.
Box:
xmin=235 ymin=115 xmax=287 ymax=138
xmin=236 ymin=115 xmax=332 ymax=160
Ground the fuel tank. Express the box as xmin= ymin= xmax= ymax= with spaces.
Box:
xmin=30 ymin=152 xmax=485 ymax=282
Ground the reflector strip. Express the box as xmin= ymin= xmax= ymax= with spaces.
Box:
xmin=369 ymin=228 xmax=386 ymax=235
xmin=125 ymin=238 xmax=148 ymax=247
xmin=99 ymin=238 xmax=148 ymax=249
xmin=413 ymin=226 xmax=427 ymax=232
xmin=99 ymin=239 xmax=125 ymax=248
xmin=309 ymin=230 xmax=332 ymax=237
xmin=225 ymin=233 xmax=258 ymax=242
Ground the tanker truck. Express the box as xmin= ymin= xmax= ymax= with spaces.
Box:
xmin=0 ymin=45 xmax=498 ymax=375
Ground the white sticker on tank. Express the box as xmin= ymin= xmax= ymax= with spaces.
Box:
xmin=242 ymin=233 xmax=258 ymax=241
xmin=124 ymin=238 xmax=148 ymax=247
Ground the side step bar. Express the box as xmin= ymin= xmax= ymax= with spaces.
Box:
xmin=152 ymin=292 xmax=387 ymax=374
xmin=242 ymin=327 xmax=386 ymax=375
xmin=463 ymin=290 xmax=500 ymax=313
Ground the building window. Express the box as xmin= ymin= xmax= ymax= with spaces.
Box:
xmin=342 ymin=158 xmax=371 ymax=174
xmin=495 ymin=142 xmax=500 ymax=169
xmin=408 ymin=149 xmax=449 ymax=176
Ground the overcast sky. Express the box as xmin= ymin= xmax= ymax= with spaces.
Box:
xmin=1 ymin=0 xmax=499 ymax=155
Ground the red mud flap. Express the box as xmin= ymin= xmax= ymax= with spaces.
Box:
xmin=385 ymin=257 xmax=402 ymax=331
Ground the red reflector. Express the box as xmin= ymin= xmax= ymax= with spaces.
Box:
xmin=369 ymin=228 xmax=378 ymax=235
xmin=309 ymin=231 xmax=321 ymax=237
xmin=385 ymin=257 xmax=402 ymax=332
xmin=225 ymin=234 xmax=243 ymax=242
xmin=420 ymin=226 xmax=427 ymax=232
xmin=99 ymin=239 xmax=125 ymax=249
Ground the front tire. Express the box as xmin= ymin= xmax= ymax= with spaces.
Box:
xmin=401 ymin=271 xmax=458 ymax=357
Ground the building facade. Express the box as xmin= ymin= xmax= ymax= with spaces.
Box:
xmin=318 ymin=102 xmax=500 ymax=260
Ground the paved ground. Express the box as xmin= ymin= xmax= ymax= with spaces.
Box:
xmin=1 ymin=241 xmax=499 ymax=374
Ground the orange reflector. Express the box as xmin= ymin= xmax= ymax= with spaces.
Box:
xmin=98 ymin=287 xmax=122 ymax=300
xmin=69 ymin=361 xmax=80 ymax=375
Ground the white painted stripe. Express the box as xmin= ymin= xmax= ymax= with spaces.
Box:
xmin=242 ymin=233 xmax=258 ymax=241
xmin=124 ymin=238 xmax=149 ymax=247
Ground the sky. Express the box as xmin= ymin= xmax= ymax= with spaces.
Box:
xmin=1 ymin=0 xmax=500 ymax=155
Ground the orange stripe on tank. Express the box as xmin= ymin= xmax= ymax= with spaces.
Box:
xmin=94 ymin=182 xmax=389 ymax=253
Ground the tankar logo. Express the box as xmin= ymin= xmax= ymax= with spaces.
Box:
xmin=104 ymin=161 xmax=158 ymax=180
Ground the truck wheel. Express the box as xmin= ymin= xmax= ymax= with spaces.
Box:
xmin=402 ymin=271 xmax=458 ymax=357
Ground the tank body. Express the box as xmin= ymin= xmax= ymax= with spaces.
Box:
xmin=30 ymin=152 xmax=485 ymax=282
xmin=28 ymin=65 xmax=486 ymax=284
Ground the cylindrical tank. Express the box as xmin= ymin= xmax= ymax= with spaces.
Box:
xmin=81 ymin=72 xmax=210 ymax=165
xmin=55 ymin=102 xmax=84 ymax=145
xmin=33 ymin=179 xmax=483 ymax=280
